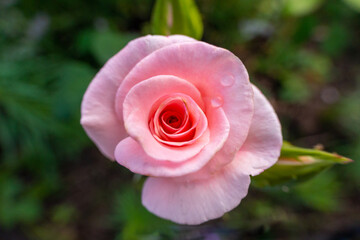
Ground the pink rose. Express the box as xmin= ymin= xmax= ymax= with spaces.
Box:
xmin=81 ymin=35 xmax=282 ymax=225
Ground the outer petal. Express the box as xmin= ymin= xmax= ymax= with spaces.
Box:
xmin=140 ymin=85 xmax=281 ymax=224
xmin=115 ymin=105 xmax=229 ymax=177
xmin=116 ymin=42 xmax=254 ymax=165
xmin=235 ymin=85 xmax=283 ymax=176
xmin=80 ymin=35 xmax=196 ymax=159
xmin=141 ymin=157 xmax=251 ymax=225
xmin=122 ymin=75 xmax=208 ymax=162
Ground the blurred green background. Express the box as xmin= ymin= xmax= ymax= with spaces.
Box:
xmin=1 ymin=0 xmax=360 ymax=239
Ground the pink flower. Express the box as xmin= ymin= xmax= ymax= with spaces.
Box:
xmin=81 ymin=35 xmax=282 ymax=225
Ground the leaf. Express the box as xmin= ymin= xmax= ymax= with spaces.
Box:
xmin=112 ymin=187 xmax=174 ymax=240
xmin=53 ymin=61 xmax=95 ymax=120
xmin=252 ymin=142 xmax=352 ymax=187
xmin=294 ymin=170 xmax=340 ymax=212
xmin=91 ymin=30 xmax=138 ymax=65
xmin=283 ymin=0 xmax=325 ymax=16
xmin=151 ymin=0 xmax=203 ymax=40
xmin=0 ymin=176 xmax=42 ymax=227
xmin=343 ymin=0 xmax=360 ymax=12
xmin=321 ymin=23 xmax=350 ymax=57
xmin=280 ymin=142 xmax=352 ymax=163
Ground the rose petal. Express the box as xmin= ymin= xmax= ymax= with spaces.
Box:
xmin=116 ymin=41 xmax=253 ymax=167
xmin=81 ymin=35 xmax=196 ymax=159
xmin=161 ymin=111 xmax=183 ymax=130
xmin=183 ymin=84 xmax=282 ymax=181
xmin=122 ymin=75 xmax=208 ymax=162
xmin=160 ymin=111 xmax=188 ymax=133
xmin=115 ymin=105 xmax=229 ymax=177
xmin=235 ymin=85 xmax=283 ymax=176
xmin=141 ymin=157 xmax=251 ymax=225
xmin=152 ymin=94 xmax=207 ymax=146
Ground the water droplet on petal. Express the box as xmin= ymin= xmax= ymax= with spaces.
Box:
xmin=221 ymin=75 xmax=235 ymax=87
xmin=211 ymin=96 xmax=223 ymax=108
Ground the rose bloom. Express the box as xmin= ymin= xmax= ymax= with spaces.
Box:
xmin=81 ymin=35 xmax=282 ymax=225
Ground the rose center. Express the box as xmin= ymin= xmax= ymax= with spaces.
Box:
xmin=167 ymin=116 xmax=178 ymax=124
xmin=161 ymin=111 xmax=183 ymax=130
xmin=148 ymin=93 xmax=204 ymax=146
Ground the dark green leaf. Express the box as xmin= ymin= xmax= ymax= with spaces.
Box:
xmin=295 ymin=170 xmax=340 ymax=212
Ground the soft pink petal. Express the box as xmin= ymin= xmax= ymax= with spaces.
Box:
xmin=116 ymin=41 xmax=253 ymax=167
xmin=122 ymin=75 xmax=208 ymax=162
xmin=81 ymin=35 xmax=196 ymax=159
xmin=141 ymin=158 xmax=251 ymax=225
xmin=115 ymin=105 xmax=229 ymax=177
xmin=235 ymin=85 xmax=283 ymax=176
xmin=140 ymin=85 xmax=281 ymax=224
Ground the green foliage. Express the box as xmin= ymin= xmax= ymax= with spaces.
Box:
xmin=90 ymin=30 xmax=139 ymax=65
xmin=0 ymin=176 xmax=42 ymax=227
xmin=343 ymin=0 xmax=360 ymax=12
xmin=31 ymin=204 xmax=78 ymax=240
xmin=0 ymin=3 xmax=95 ymax=230
xmin=0 ymin=0 xmax=359 ymax=238
xmin=334 ymin=91 xmax=360 ymax=136
xmin=283 ymin=0 xmax=325 ymax=16
xmin=280 ymin=142 xmax=352 ymax=163
xmin=332 ymin=87 xmax=360 ymax=186
xmin=252 ymin=142 xmax=352 ymax=187
xmin=51 ymin=204 xmax=77 ymax=224
xmin=112 ymin=187 xmax=174 ymax=240
xmin=321 ymin=22 xmax=350 ymax=57
xmin=280 ymin=74 xmax=311 ymax=103
xmin=294 ymin=170 xmax=340 ymax=212
xmin=151 ymin=0 xmax=203 ymax=39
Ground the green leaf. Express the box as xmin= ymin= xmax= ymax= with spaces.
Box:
xmin=112 ymin=187 xmax=174 ymax=240
xmin=151 ymin=0 xmax=203 ymax=40
xmin=91 ymin=30 xmax=138 ymax=65
xmin=343 ymin=0 xmax=360 ymax=12
xmin=252 ymin=142 xmax=352 ymax=187
xmin=321 ymin=23 xmax=350 ymax=57
xmin=283 ymin=0 xmax=325 ymax=16
xmin=295 ymin=170 xmax=340 ymax=212
xmin=280 ymin=142 xmax=352 ymax=163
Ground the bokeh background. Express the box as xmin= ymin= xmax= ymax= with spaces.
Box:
xmin=1 ymin=0 xmax=360 ymax=239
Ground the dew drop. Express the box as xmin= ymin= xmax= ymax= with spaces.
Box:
xmin=221 ymin=75 xmax=235 ymax=87
xmin=211 ymin=96 xmax=223 ymax=108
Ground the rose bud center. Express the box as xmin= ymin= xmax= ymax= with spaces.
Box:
xmin=148 ymin=93 xmax=207 ymax=147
